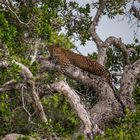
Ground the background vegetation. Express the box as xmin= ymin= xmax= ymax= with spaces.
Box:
xmin=0 ymin=0 xmax=139 ymax=139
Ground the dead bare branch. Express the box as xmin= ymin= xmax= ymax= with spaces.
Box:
xmin=7 ymin=4 xmax=32 ymax=26
xmin=3 ymin=1 xmax=33 ymax=27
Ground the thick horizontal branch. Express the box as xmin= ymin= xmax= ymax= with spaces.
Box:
xmin=39 ymin=58 xmax=124 ymax=129
xmin=120 ymin=59 xmax=140 ymax=111
xmin=2 ymin=133 xmax=61 ymax=140
xmin=0 ymin=79 xmax=24 ymax=93
xmin=39 ymin=57 xmax=111 ymax=92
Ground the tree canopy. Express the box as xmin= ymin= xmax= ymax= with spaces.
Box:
xmin=0 ymin=0 xmax=140 ymax=139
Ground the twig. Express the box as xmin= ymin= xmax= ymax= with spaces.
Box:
xmin=13 ymin=60 xmax=48 ymax=123
xmin=2 ymin=79 xmax=16 ymax=87
xmin=21 ymin=85 xmax=32 ymax=122
xmin=6 ymin=3 xmax=33 ymax=27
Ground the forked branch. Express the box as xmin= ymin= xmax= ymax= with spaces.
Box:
xmin=89 ymin=0 xmax=136 ymax=65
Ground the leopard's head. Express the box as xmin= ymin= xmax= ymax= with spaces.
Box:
xmin=47 ymin=44 xmax=62 ymax=57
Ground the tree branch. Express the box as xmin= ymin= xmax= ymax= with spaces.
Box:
xmin=89 ymin=1 xmax=136 ymax=66
xmin=51 ymin=80 xmax=103 ymax=138
xmin=12 ymin=60 xmax=47 ymax=123
xmin=104 ymin=36 xmax=137 ymax=64
xmin=119 ymin=59 xmax=140 ymax=111
xmin=39 ymin=58 xmax=124 ymax=132
xmin=0 ymin=60 xmax=9 ymax=68
xmin=0 ymin=79 xmax=23 ymax=93
xmin=2 ymin=133 xmax=36 ymax=140
xmin=130 ymin=6 xmax=140 ymax=20
xmin=3 ymin=1 xmax=33 ymax=27
xmin=89 ymin=0 xmax=107 ymax=65
xmin=89 ymin=0 xmax=104 ymax=47
xmin=2 ymin=133 xmax=61 ymax=140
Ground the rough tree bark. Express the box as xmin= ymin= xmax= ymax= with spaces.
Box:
xmin=39 ymin=58 xmax=124 ymax=137
xmin=51 ymin=81 xmax=101 ymax=138
xmin=119 ymin=59 xmax=140 ymax=111
xmin=89 ymin=0 xmax=140 ymax=113
xmin=38 ymin=52 xmax=139 ymax=138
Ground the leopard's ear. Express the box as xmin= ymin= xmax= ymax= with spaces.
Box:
xmin=46 ymin=44 xmax=59 ymax=51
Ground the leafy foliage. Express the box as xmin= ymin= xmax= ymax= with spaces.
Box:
xmin=42 ymin=94 xmax=80 ymax=137
xmin=104 ymin=0 xmax=128 ymax=18
xmin=106 ymin=44 xmax=140 ymax=85
xmin=95 ymin=108 xmax=140 ymax=140
xmin=0 ymin=91 xmax=80 ymax=139
xmin=0 ymin=0 xmax=139 ymax=139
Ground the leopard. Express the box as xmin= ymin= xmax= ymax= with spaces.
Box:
xmin=47 ymin=44 xmax=128 ymax=111
xmin=47 ymin=44 xmax=113 ymax=89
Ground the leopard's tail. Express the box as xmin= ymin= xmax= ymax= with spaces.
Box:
xmin=106 ymin=74 xmax=125 ymax=113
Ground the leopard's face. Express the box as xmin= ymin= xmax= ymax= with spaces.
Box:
xmin=47 ymin=45 xmax=63 ymax=58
